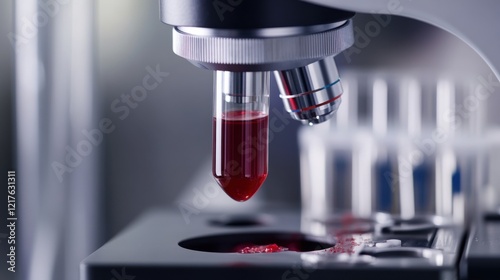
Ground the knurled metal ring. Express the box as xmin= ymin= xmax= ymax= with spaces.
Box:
xmin=172 ymin=20 xmax=354 ymax=71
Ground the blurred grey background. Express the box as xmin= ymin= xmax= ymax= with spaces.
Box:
xmin=0 ymin=2 xmax=14 ymax=279
xmin=0 ymin=1 xmax=498 ymax=280
xmin=0 ymin=3 xmax=14 ymax=170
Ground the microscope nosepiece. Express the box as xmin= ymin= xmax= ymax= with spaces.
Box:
xmin=171 ymin=21 xmax=353 ymax=125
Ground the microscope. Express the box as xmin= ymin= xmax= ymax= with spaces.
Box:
xmin=161 ymin=0 xmax=355 ymax=202
xmin=160 ymin=0 xmax=500 ymax=203
xmin=81 ymin=1 xmax=500 ymax=279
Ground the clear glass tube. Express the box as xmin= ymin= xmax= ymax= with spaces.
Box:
xmin=212 ymin=71 xmax=270 ymax=201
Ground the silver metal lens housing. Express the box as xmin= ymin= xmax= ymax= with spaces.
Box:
xmin=275 ymin=56 xmax=343 ymax=125
xmin=172 ymin=21 xmax=353 ymax=125
xmin=173 ymin=20 xmax=353 ymax=71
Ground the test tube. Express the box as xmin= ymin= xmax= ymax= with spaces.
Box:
xmin=212 ymin=71 xmax=270 ymax=202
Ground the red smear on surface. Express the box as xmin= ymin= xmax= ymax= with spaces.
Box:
xmin=327 ymin=214 xmax=365 ymax=255
xmin=328 ymin=236 xmax=360 ymax=254
xmin=238 ymin=244 xmax=287 ymax=254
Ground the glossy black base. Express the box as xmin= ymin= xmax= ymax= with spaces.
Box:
xmin=81 ymin=210 xmax=465 ymax=280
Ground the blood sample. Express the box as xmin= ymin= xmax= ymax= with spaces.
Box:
xmin=213 ymin=111 xmax=268 ymax=201
xmin=212 ymin=71 xmax=270 ymax=202
xmin=238 ymin=244 xmax=287 ymax=254
xmin=329 ymin=235 xmax=360 ymax=254
xmin=327 ymin=214 xmax=366 ymax=254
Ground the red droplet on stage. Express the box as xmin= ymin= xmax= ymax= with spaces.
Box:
xmin=213 ymin=111 xmax=268 ymax=202
xmin=239 ymin=244 xmax=287 ymax=254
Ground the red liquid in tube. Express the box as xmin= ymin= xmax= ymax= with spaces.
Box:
xmin=212 ymin=110 xmax=268 ymax=202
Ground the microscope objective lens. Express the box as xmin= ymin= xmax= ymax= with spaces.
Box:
xmin=212 ymin=110 xmax=269 ymax=202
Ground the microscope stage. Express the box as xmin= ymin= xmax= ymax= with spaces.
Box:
xmin=80 ymin=209 xmax=472 ymax=280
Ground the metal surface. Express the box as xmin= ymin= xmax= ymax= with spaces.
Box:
xmin=164 ymin=0 xmax=355 ymax=126
xmin=160 ymin=0 xmax=354 ymax=29
xmin=81 ymin=210 xmax=464 ymax=280
xmin=275 ymin=56 xmax=343 ymax=124
xmin=461 ymin=215 xmax=500 ymax=279
xmin=303 ymin=0 xmax=500 ymax=81
xmin=172 ymin=21 xmax=354 ymax=71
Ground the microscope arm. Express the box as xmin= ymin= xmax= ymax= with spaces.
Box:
xmin=304 ymin=0 xmax=500 ymax=81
